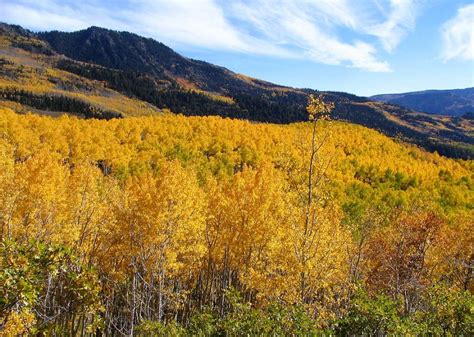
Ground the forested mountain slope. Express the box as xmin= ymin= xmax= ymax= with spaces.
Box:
xmin=372 ymin=88 xmax=474 ymax=117
xmin=0 ymin=22 xmax=471 ymax=159
xmin=0 ymin=25 xmax=161 ymax=118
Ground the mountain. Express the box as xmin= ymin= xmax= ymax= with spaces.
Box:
xmin=0 ymin=23 xmax=473 ymax=159
xmin=38 ymin=26 xmax=317 ymax=123
xmin=371 ymin=88 xmax=474 ymax=117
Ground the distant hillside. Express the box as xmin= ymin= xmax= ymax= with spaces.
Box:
xmin=0 ymin=23 xmax=473 ymax=159
xmin=371 ymin=88 xmax=474 ymax=117
xmin=38 ymin=26 xmax=313 ymax=123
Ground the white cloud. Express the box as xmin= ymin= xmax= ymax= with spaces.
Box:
xmin=0 ymin=0 xmax=421 ymax=72
xmin=125 ymin=1 xmax=248 ymax=52
xmin=228 ymin=0 xmax=392 ymax=72
xmin=441 ymin=3 xmax=474 ymax=61
xmin=0 ymin=0 xmax=128 ymax=32
xmin=364 ymin=0 xmax=418 ymax=52
xmin=1 ymin=2 xmax=87 ymax=31
xmin=123 ymin=0 xmax=292 ymax=57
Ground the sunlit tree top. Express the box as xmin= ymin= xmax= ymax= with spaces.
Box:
xmin=306 ymin=94 xmax=334 ymax=121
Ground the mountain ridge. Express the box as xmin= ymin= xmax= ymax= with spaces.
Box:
xmin=371 ymin=88 xmax=474 ymax=117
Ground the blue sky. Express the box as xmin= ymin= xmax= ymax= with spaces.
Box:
xmin=1 ymin=0 xmax=473 ymax=96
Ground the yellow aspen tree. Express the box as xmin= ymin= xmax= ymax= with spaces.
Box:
xmin=101 ymin=161 xmax=205 ymax=334
xmin=202 ymin=164 xmax=289 ymax=312
xmin=9 ymin=150 xmax=69 ymax=243
xmin=66 ymin=162 xmax=116 ymax=263
xmin=0 ymin=139 xmax=15 ymax=240
xmin=285 ymin=95 xmax=350 ymax=322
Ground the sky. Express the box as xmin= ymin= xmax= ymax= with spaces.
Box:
xmin=1 ymin=0 xmax=473 ymax=96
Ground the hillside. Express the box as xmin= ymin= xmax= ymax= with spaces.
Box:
xmin=0 ymin=24 xmax=161 ymax=118
xmin=0 ymin=22 xmax=473 ymax=159
xmin=371 ymin=88 xmax=474 ymax=117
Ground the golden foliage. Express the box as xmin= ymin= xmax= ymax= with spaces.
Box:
xmin=0 ymin=107 xmax=472 ymax=331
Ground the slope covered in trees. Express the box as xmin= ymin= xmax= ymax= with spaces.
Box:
xmin=0 ymin=24 xmax=161 ymax=118
xmin=1 ymin=22 xmax=472 ymax=159
xmin=0 ymin=107 xmax=472 ymax=335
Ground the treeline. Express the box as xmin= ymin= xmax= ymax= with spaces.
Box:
xmin=0 ymin=87 xmax=121 ymax=119
xmin=0 ymin=108 xmax=472 ymax=335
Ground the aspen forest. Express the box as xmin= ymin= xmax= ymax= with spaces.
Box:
xmin=0 ymin=95 xmax=472 ymax=335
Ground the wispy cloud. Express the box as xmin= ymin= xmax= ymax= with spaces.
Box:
xmin=0 ymin=0 xmax=421 ymax=72
xmin=441 ymin=3 xmax=474 ymax=62
xmin=363 ymin=0 xmax=418 ymax=52
xmin=123 ymin=0 xmax=292 ymax=57
xmin=227 ymin=0 xmax=392 ymax=71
